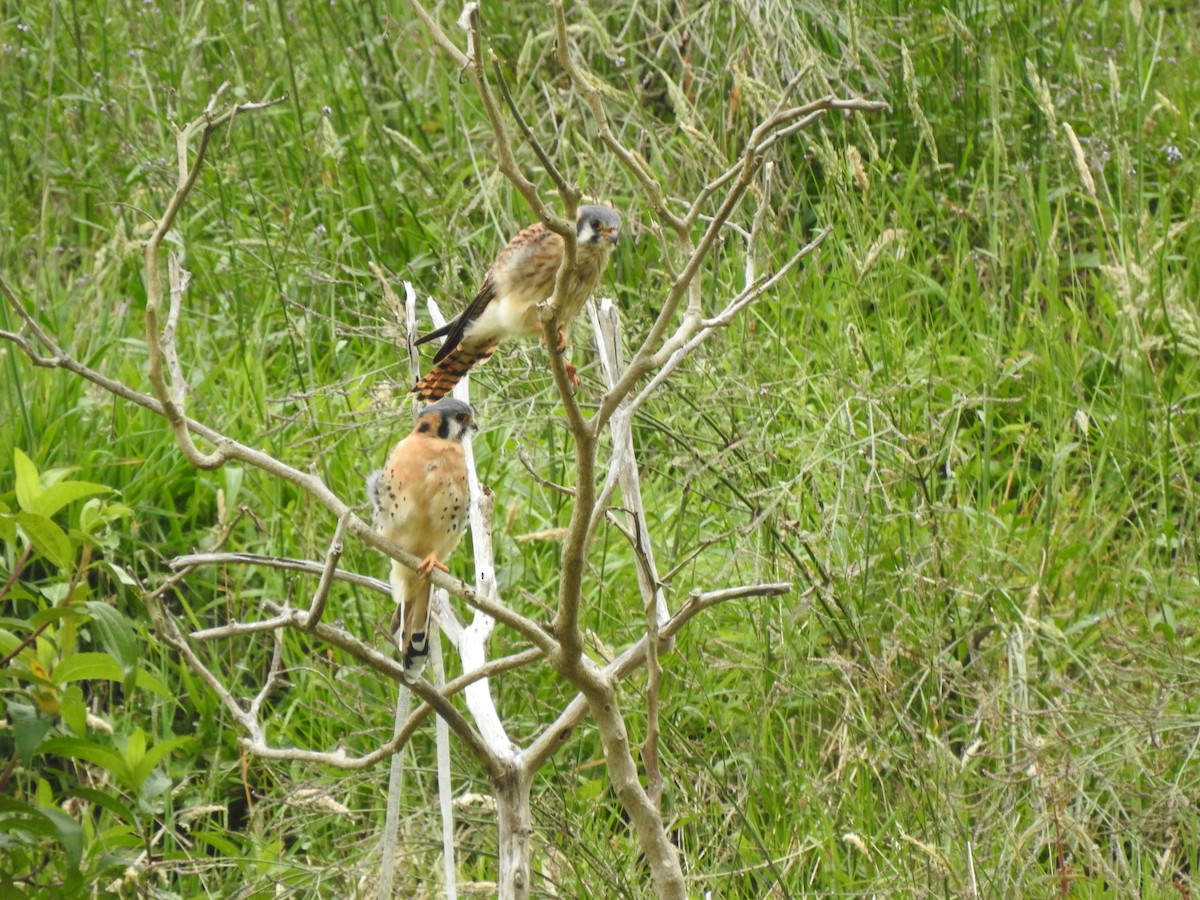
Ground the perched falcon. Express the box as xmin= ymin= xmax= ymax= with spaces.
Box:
xmin=412 ymin=205 xmax=622 ymax=401
xmin=367 ymin=398 xmax=477 ymax=674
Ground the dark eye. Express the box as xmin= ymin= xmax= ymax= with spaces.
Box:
xmin=590 ymin=219 xmax=600 ymax=231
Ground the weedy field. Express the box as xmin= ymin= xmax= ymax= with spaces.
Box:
xmin=2 ymin=0 xmax=1199 ymax=896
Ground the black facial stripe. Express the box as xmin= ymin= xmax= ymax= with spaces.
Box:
xmin=437 ymin=416 xmax=452 ymax=439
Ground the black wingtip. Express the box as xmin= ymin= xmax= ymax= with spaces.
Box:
xmin=413 ymin=322 xmax=451 ymax=347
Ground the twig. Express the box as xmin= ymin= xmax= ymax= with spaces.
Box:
xmin=171 ymin=551 xmax=388 ymax=596
xmin=462 ymin=4 xmax=572 ymax=236
xmin=304 ymin=512 xmax=350 ymax=630
xmin=142 ymin=87 xmax=288 ymax=471
xmin=525 ymin=581 xmax=793 ymax=771
xmin=625 ymin=228 xmax=831 ymax=417
xmin=590 ymin=299 xmax=669 ymax=809
xmin=492 ymin=56 xmax=580 ymax=208
xmin=164 ymin=253 xmax=190 ymax=409
xmin=404 ymin=0 xmax=468 ymax=69
xmin=552 ymin=0 xmax=682 ymax=232
xmin=516 ymin=448 xmax=575 ymax=497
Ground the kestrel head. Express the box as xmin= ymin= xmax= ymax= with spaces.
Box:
xmin=415 ymin=397 xmax=479 ymax=442
xmin=576 ymin=205 xmax=621 ymax=248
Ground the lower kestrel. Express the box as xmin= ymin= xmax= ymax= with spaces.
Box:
xmin=411 ymin=205 xmax=622 ymax=401
xmin=367 ymin=397 xmax=477 ymax=674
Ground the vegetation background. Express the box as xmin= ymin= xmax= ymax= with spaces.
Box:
xmin=2 ymin=0 xmax=1199 ymax=896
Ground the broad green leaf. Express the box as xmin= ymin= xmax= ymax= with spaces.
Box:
xmin=134 ymin=668 xmax=174 ymax=699
xmin=140 ymin=736 xmax=193 ymax=775
xmin=35 ymin=778 xmax=54 ymax=807
xmin=124 ymin=729 xmax=147 ymax=782
xmin=51 ymin=652 xmax=124 ymax=685
xmin=13 ymin=449 xmax=41 ymax=513
xmin=138 ymin=768 xmax=172 ymax=807
xmin=29 ymin=606 xmax=78 ymax=628
xmin=60 ymin=685 xmax=87 ymax=737
xmin=0 ymin=796 xmax=42 ymax=816
xmin=39 ymin=582 xmax=72 ymax=604
xmin=577 ymin=778 xmax=606 ymax=802
xmin=8 ymin=702 xmax=55 ymax=764
xmin=0 ymin=510 xmax=15 ymax=544
xmin=83 ymin=602 xmax=138 ymax=686
xmin=15 ymin=511 xmax=73 ymax=570
xmin=0 ymin=628 xmax=21 ymax=656
xmin=65 ymin=786 xmax=137 ymax=824
xmin=103 ymin=561 xmax=139 ymax=587
xmin=39 ymin=465 xmax=80 ymax=487
xmin=0 ymin=798 xmax=62 ymax=844
xmin=96 ymin=824 xmax=142 ymax=848
xmin=38 ymin=807 xmax=84 ymax=870
xmin=38 ymin=737 xmax=130 ymax=786
xmin=32 ymin=481 xmax=113 ymax=520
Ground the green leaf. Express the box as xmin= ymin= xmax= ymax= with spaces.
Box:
xmin=29 ymin=606 xmax=77 ymax=628
xmin=577 ymin=778 xmax=606 ymax=802
xmin=123 ymin=729 xmax=147 ymax=787
xmin=51 ymin=652 xmax=124 ymax=685
xmin=103 ymin=561 xmax=140 ymax=587
xmin=13 ymin=449 xmax=41 ymax=513
xmin=224 ymin=465 xmax=244 ymax=509
xmin=60 ymin=685 xmax=87 ymax=737
xmin=15 ymin=512 xmax=73 ymax=570
xmin=64 ymin=786 xmax=137 ymax=825
xmin=83 ymin=602 xmax=139 ymax=688
xmin=8 ymin=703 xmax=55 ymax=765
xmin=139 ymin=768 xmax=172 ymax=807
xmin=38 ymin=581 xmax=71 ymax=604
xmin=38 ymin=737 xmax=131 ymax=787
xmin=37 ymin=807 xmax=83 ymax=871
xmin=190 ymin=829 xmax=242 ymax=857
xmin=0 ymin=510 xmax=15 ymax=544
xmin=134 ymin=668 xmax=174 ymax=699
xmin=0 ymin=798 xmax=63 ymax=851
xmin=140 ymin=736 xmax=192 ymax=774
xmin=0 ymin=628 xmax=21 ymax=656
xmin=96 ymin=824 xmax=143 ymax=848
xmin=31 ymin=480 xmax=113 ymax=520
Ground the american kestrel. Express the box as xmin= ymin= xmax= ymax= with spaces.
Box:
xmin=367 ymin=397 xmax=478 ymax=674
xmin=411 ymin=205 xmax=622 ymax=401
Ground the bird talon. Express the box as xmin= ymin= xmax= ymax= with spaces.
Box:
xmin=416 ymin=552 xmax=449 ymax=579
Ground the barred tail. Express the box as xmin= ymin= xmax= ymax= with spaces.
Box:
xmin=411 ymin=343 xmax=498 ymax=402
xmin=390 ymin=570 xmax=432 ymax=676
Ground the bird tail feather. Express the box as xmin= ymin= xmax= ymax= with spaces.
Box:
xmin=390 ymin=567 xmax=432 ymax=676
xmin=411 ymin=344 xmax=497 ymax=402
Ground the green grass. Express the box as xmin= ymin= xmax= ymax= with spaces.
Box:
xmin=2 ymin=0 xmax=1200 ymax=896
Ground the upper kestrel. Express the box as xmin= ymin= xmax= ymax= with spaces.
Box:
xmin=367 ymin=397 xmax=477 ymax=675
xmin=411 ymin=205 xmax=622 ymax=401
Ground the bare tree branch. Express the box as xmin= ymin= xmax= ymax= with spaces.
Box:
xmin=142 ymin=87 xmax=287 ymax=471
xmin=305 ymin=512 xmax=350 ymax=630
xmin=492 ymin=55 xmax=580 ymax=209
xmin=525 ymin=581 xmax=793 ymax=772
